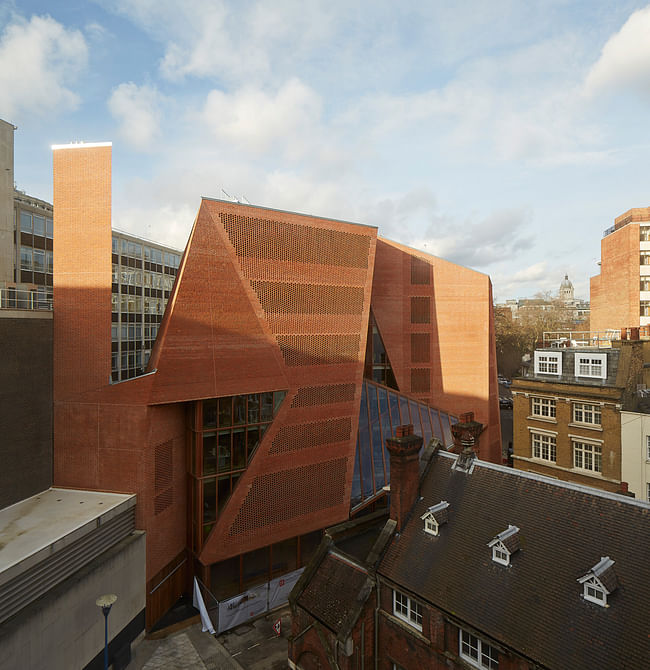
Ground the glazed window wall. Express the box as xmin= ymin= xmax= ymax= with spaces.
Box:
xmin=190 ymin=391 xmax=287 ymax=550
xmin=209 ymin=529 xmax=321 ymax=599
xmin=15 ymin=208 xmax=54 ymax=288
xmin=111 ymin=234 xmax=180 ymax=382
xmin=364 ymin=313 xmax=398 ymax=390
xmin=351 ymin=379 xmax=457 ymax=510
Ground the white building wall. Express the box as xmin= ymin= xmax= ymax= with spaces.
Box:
xmin=620 ymin=411 xmax=650 ymax=502
xmin=0 ymin=531 xmax=145 ymax=670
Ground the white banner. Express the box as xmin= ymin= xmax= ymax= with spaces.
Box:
xmin=192 ymin=577 xmax=216 ymax=634
xmin=217 ymin=584 xmax=267 ymax=633
xmin=268 ymin=568 xmax=304 ymax=611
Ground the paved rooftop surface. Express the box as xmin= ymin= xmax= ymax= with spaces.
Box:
xmin=128 ymin=608 xmax=291 ymax=670
xmin=0 ymin=487 xmax=135 ymax=584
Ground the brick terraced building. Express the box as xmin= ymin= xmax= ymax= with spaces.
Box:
xmin=289 ymin=419 xmax=650 ymax=670
xmin=52 ymin=142 xmax=500 ymax=628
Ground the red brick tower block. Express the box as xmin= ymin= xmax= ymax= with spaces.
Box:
xmin=53 ymin=142 xmax=112 ymax=398
xmin=386 ymin=424 xmax=423 ymax=531
xmin=590 ymin=208 xmax=644 ymax=332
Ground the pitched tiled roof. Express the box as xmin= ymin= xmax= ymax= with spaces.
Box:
xmin=297 ymin=552 xmax=372 ymax=633
xmin=379 ymin=452 xmax=650 ymax=670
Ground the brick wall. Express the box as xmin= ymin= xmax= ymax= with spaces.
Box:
xmin=590 ymin=222 xmax=639 ymax=332
xmin=371 ymin=239 xmax=501 ymax=462
xmin=512 ymin=379 xmax=621 ymax=493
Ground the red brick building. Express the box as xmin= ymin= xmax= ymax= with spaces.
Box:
xmin=52 ymin=142 xmax=500 ymax=628
xmin=290 ymin=419 xmax=650 ymax=670
xmin=591 ymin=206 xmax=650 ymax=333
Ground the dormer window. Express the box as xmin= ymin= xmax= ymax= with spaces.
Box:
xmin=574 ymin=353 xmax=607 ymax=379
xmin=534 ymin=351 xmax=562 ymax=376
xmin=421 ymin=501 xmax=449 ymax=536
xmin=578 ymin=556 xmax=617 ymax=607
xmin=488 ymin=525 xmax=520 ymax=566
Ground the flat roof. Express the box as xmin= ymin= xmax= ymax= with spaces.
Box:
xmin=51 ymin=141 xmax=112 ymax=150
xmin=0 ymin=488 xmax=135 ymax=587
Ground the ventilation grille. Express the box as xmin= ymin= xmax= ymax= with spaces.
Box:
xmin=250 ymin=281 xmax=365 ymax=315
xmin=411 ymin=368 xmax=431 ymax=392
xmin=220 ymin=214 xmax=371 ymax=268
xmin=410 ymin=297 xmax=431 ymax=324
xmin=291 ymin=384 xmax=357 ymax=408
xmin=411 ymin=333 xmax=431 ymax=363
xmin=0 ymin=507 xmax=136 ymax=625
xmin=154 ymin=439 xmax=173 ymax=515
xmin=271 ymin=417 xmax=352 ymax=454
xmin=277 ymin=334 xmax=360 ymax=366
xmin=411 ymin=256 xmax=431 ymax=285
xmin=229 ymin=458 xmax=347 ymax=536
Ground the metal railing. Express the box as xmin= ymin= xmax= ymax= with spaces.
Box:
xmin=541 ymin=330 xmax=621 ymax=348
xmin=0 ymin=288 xmax=52 ymax=311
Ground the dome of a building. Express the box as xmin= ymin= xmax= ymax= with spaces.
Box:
xmin=559 ymin=274 xmax=574 ymax=301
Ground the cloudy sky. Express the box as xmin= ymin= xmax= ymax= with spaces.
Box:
xmin=2 ymin=1 xmax=650 ymax=300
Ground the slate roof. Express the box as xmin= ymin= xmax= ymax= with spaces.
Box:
xmin=488 ymin=525 xmax=521 ymax=554
xmin=296 ymin=552 xmax=372 ymax=633
xmin=379 ymin=451 xmax=650 ymax=670
xmin=526 ymin=347 xmax=621 ymax=387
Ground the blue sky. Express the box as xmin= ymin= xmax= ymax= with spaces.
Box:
xmin=2 ymin=1 xmax=650 ymax=300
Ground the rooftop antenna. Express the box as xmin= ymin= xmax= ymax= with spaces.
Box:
xmin=242 ymin=195 xmax=251 ymax=205
xmin=222 ymin=188 xmax=233 ymax=200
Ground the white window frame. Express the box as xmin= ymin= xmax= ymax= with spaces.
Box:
xmin=534 ymin=351 xmax=562 ymax=376
xmin=573 ymin=441 xmax=602 ymax=473
xmin=491 ymin=544 xmax=510 ymax=566
xmin=531 ymin=432 xmax=557 ymax=463
xmin=424 ymin=515 xmax=439 ymax=536
xmin=574 ymin=353 xmax=607 ymax=379
xmin=572 ymin=402 xmax=602 ymax=426
xmin=459 ymin=628 xmax=499 ymax=669
xmin=393 ymin=590 xmax=423 ymax=632
xmin=531 ymin=397 xmax=556 ymax=419
xmin=581 ymin=576 xmax=607 ymax=606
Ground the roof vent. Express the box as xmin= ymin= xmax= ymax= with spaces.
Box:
xmin=577 ymin=556 xmax=617 ymax=607
xmin=420 ymin=501 xmax=449 ymax=536
xmin=488 ymin=525 xmax=520 ymax=566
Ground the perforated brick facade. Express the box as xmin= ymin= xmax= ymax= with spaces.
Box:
xmin=53 ymin=149 xmax=500 ymax=627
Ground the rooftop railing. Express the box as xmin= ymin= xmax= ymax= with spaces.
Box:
xmin=0 ymin=288 xmax=52 ymax=311
xmin=541 ymin=330 xmax=621 ymax=348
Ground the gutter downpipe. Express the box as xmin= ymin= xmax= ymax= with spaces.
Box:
xmin=374 ymin=573 xmax=380 ymax=670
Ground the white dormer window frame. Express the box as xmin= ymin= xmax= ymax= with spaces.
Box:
xmin=421 ymin=500 xmax=449 ymax=536
xmin=491 ymin=543 xmax=511 ymax=566
xmin=578 ymin=556 xmax=616 ymax=607
xmin=574 ymin=353 xmax=607 ymax=379
xmin=424 ymin=516 xmax=439 ymax=536
xmin=580 ymin=575 xmax=608 ymax=606
xmin=487 ymin=525 xmax=520 ymax=567
xmin=534 ymin=351 xmax=562 ymax=376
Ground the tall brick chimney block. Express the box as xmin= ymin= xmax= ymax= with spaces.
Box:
xmin=450 ymin=411 xmax=484 ymax=456
xmin=386 ymin=424 xmax=423 ymax=531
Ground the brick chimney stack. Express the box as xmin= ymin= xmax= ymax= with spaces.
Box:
xmin=386 ymin=424 xmax=423 ymax=531
xmin=450 ymin=412 xmax=484 ymax=456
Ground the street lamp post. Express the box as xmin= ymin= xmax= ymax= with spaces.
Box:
xmin=96 ymin=594 xmax=118 ymax=670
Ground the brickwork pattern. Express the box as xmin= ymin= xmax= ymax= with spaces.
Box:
xmin=371 ymin=238 xmax=501 ymax=462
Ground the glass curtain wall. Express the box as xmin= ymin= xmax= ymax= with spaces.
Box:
xmin=351 ymin=379 xmax=457 ymax=511
xmin=189 ymin=390 xmax=287 ymax=551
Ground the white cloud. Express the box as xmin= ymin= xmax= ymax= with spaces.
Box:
xmin=585 ymin=6 xmax=650 ymax=97
xmin=108 ymin=82 xmax=163 ymax=151
xmin=201 ymin=79 xmax=322 ymax=157
xmin=0 ymin=15 xmax=87 ymax=119
xmin=510 ymin=261 xmax=547 ymax=283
